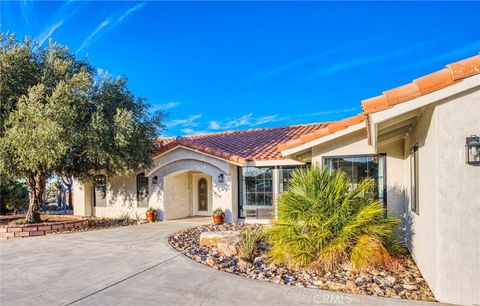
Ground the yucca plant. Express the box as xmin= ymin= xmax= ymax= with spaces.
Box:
xmin=267 ymin=167 xmax=399 ymax=270
xmin=237 ymin=230 xmax=264 ymax=263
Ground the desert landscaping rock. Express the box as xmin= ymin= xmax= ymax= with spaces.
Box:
xmin=169 ymin=224 xmax=436 ymax=302
xmin=199 ymin=230 xmax=241 ymax=247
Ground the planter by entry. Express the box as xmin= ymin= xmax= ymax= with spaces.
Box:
xmin=146 ymin=210 xmax=157 ymax=222
xmin=212 ymin=213 xmax=224 ymax=225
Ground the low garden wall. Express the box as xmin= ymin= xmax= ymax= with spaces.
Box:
xmin=0 ymin=218 xmax=88 ymax=240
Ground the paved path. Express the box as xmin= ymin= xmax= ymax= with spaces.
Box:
xmin=0 ymin=218 xmax=445 ymax=306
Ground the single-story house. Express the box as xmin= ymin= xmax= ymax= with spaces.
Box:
xmin=74 ymin=54 xmax=480 ymax=305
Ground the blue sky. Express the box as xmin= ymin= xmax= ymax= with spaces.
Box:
xmin=2 ymin=1 xmax=480 ymax=137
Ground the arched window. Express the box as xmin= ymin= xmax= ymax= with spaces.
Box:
xmin=198 ymin=178 xmax=208 ymax=211
xmin=93 ymin=175 xmax=107 ymax=207
xmin=136 ymin=173 xmax=149 ymax=208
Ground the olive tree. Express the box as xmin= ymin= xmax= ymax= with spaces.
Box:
xmin=0 ymin=34 xmax=164 ymax=223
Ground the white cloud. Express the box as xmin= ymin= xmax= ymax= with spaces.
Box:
xmin=155 ymin=102 xmax=181 ymax=111
xmin=76 ymin=19 xmax=111 ymax=53
xmin=385 ymin=40 xmax=480 ymax=75
xmin=165 ymin=114 xmax=202 ymax=128
xmin=208 ymin=121 xmax=221 ymax=129
xmin=76 ymin=2 xmax=146 ymax=54
xmin=35 ymin=0 xmax=80 ymax=46
xmin=37 ymin=20 xmax=65 ymax=45
xmin=207 ymin=113 xmax=283 ymax=130
xmin=180 ymin=128 xmax=210 ymax=135
xmin=311 ymin=41 xmax=438 ymax=78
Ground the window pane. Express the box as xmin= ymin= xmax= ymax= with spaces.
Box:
xmin=136 ymin=173 xmax=149 ymax=208
xmin=239 ymin=166 xmax=274 ymax=217
xmin=324 ymin=155 xmax=386 ymax=204
xmin=93 ymin=175 xmax=107 ymax=207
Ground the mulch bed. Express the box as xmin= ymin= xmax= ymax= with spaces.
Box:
xmin=169 ymin=224 xmax=436 ymax=302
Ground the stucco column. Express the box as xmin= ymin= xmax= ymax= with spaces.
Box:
xmin=273 ymin=166 xmax=280 ymax=220
xmin=73 ymin=180 xmax=93 ymax=216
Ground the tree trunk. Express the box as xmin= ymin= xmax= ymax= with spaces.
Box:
xmin=25 ymin=173 xmax=46 ymax=223
xmin=62 ymin=176 xmax=73 ymax=210
xmin=68 ymin=188 xmax=72 ymax=210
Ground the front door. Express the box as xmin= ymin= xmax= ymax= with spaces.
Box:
xmin=193 ymin=174 xmax=211 ymax=216
xmin=198 ymin=178 xmax=208 ymax=212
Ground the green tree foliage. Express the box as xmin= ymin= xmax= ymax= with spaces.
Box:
xmin=0 ymin=34 xmax=164 ymax=222
xmin=267 ymin=167 xmax=399 ymax=270
xmin=0 ymin=180 xmax=29 ymax=214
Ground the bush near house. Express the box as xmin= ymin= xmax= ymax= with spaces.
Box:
xmin=267 ymin=167 xmax=399 ymax=271
xmin=0 ymin=179 xmax=28 ymax=214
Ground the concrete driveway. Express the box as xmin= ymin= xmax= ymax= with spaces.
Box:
xmin=0 ymin=218 xmax=444 ymax=306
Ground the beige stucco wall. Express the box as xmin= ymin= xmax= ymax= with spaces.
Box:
xmin=404 ymin=89 xmax=480 ymax=305
xmin=163 ymin=172 xmax=190 ymax=220
xmin=74 ymin=174 xmax=149 ymax=219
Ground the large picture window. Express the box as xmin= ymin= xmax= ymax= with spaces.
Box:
xmin=136 ymin=173 xmax=149 ymax=208
xmin=239 ymin=167 xmax=273 ymax=218
xmin=324 ymin=155 xmax=386 ymax=203
xmin=280 ymin=165 xmax=308 ymax=192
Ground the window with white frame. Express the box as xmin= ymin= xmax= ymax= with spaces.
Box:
xmin=238 ymin=167 xmax=273 ymax=218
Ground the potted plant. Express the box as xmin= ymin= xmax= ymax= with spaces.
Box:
xmin=146 ymin=207 xmax=157 ymax=222
xmin=212 ymin=208 xmax=224 ymax=225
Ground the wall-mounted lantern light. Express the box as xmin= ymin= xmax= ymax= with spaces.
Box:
xmin=218 ymin=174 xmax=225 ymax=183
xmin=466 ymin=135 xmax=480 ymax=165
xmin=152 ymin=176 xmax=158 ymax=184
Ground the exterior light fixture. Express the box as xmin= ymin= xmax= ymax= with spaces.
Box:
xmin=466 ymin=135 xmax=480 ymax=165
xmin=152 ymin=176 xmax=158 ymax=184
xmin=218 ymin=174 xmax=225 ymax=183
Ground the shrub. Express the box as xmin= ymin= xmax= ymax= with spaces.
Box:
xmin=267 ymin=167 xmax=399 ymax=271
xmin=0 ymin=180 xmax=29 ymax=214
xmin=212 ymin=208 xmax=224 ymax=215
xmin=238 ymin=230 xmax=263 ymax=262
xmin=117 ymin=212 xmax=132 ymax=222
xmin=9 ymin=218 xmax=29 ymax=225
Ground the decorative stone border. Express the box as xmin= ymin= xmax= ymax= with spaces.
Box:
xmin=0 ymin=218 xmax=88 ymax=240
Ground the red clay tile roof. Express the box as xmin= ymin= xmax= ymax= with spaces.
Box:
xmin=277 ymin=54 xmax=480 ymax=152
xmin=153 ymin=123 xmax=329 ymax=163
xmin=277 ymin=113 xmax=365 ymax=151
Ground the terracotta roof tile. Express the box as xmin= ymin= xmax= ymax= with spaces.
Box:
xmin=362 ymin=54 xmax=480 ymax=115
xmin=153 ymin=123 xmax=328 ymax=163
xmin=278 ymin=53 xmax=480 ymax=152
xmin=383 ymin=82 xmax=420 ymax=106
xmin=446 ymin=55 xmax=480 ymax=80
xmin=413 ymin=68 xmax=456 ymax=96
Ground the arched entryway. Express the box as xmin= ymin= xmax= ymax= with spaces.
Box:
xmin=163 ymin=170 xmax=213 ymax=220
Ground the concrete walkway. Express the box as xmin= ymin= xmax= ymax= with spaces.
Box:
xmin=0 ymin=218 xmax=445 ymax=306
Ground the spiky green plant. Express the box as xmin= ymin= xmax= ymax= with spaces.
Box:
xmin=267 ymin=167 xmax=399 ymax=270
xmin=237 ymin=230 xmax=264 ymax=263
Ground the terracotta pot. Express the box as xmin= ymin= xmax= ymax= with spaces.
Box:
xmin=212 ymin=213 xmax=224 ymax=225
xmin=146 ymin=210 xmax=157 ymax=222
